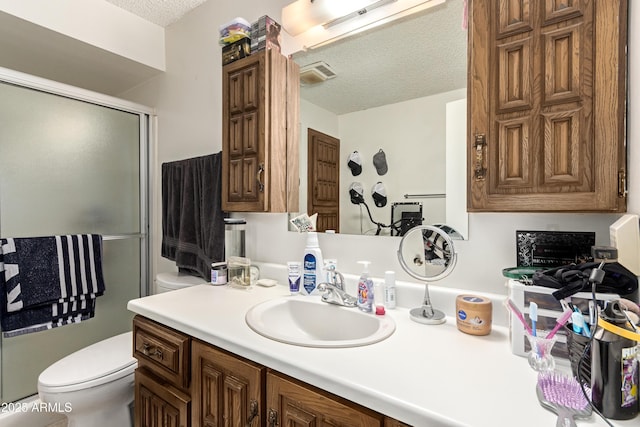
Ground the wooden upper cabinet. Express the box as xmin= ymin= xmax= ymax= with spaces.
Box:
xmin=468 ymin=0 xmax=627 ymax=212
xmin=222 ymin=49 xmax=300 ymax=213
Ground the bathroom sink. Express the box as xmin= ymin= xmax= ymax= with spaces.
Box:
xmin=245 ymin=297 xmax=396 ymax=348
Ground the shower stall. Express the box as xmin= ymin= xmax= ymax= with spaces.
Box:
xmin=0 ymin=70 xmax=151 ymax=403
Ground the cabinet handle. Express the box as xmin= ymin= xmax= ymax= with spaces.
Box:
xmin=142 ymin=342 xmax=163 ymax=360
xmin=268 ymin=408 xmax=278 ymax=427
xmin=257 ymin=163 xmax=265 ymax=192
xmin=473 ymin=133 xmax=487 ymax=181
xmin=245 ymin=400 xmax=258 ymax=426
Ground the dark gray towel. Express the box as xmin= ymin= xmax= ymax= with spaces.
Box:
xmin=161 ymin=152 xmax=225 ymax=280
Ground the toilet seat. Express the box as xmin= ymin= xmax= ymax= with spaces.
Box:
xmin=38 ymin=332 xmax=137 ymax=394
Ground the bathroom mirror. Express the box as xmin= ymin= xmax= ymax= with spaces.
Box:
xmin=289 ymin=0 xmax=468 ymax=238
xmin=397 ymin=224 xmax=459 ymax=324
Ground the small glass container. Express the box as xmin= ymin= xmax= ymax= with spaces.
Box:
xmin=227 ymin=256 xmax=251 ymax=288
xmin=526 ymin=332 xmax=557 ymax=372
xmin=211 ymin=262 xmax=227 ymax=285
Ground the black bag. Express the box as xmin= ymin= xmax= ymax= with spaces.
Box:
xmin=531 ymin=262 xmax=638 ymax=302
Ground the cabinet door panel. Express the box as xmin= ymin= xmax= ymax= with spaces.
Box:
xmin=267 ymin=371 xmax=381 ymax=427
xmin=242 ymin=66 xmax=259 ymax=111
xmin=497 ymin=0 xmax=532 ymax=38
xmin=228 ymin=72 xmax=243 ymax=115
xmin=497 ymin=37 xmax=532 ymax=112
xmin=543 ymin=24 xmax=582 ymax=105
xmin=243 ymin=112 xmax=259 ymax=153
xmin=468 ymin=0 xmax=626 ymax=211
xmin=192 ymin=340 xmax=263 ymax=427
xmin=135 ymin=369 xmax=190 ymax=427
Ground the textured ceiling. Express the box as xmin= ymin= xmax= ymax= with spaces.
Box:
xmin=293 ymin=0 xmax=467 ymax=115
xmin=104 ymin=0 xmax=207 ymax=27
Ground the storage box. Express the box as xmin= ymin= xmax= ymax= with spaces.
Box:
xmin=516 ymin=230 xmax=595 ymax=267
xmin=250 ymin=15 xmax=281 ymax=53
xmin=507 ymin=279 xmax=620 ymax=362
xmin=222 ymin=37 xmax=251 ymax=65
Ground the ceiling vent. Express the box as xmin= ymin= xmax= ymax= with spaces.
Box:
xmin=299 ymin=62 xmax=337 ymax=86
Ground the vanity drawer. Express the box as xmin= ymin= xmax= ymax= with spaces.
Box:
xmin=133 ymin=315 xmax=190 ymax=390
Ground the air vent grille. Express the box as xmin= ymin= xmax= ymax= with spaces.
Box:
xmin=299 ymin=61 xmax=337 ymax=86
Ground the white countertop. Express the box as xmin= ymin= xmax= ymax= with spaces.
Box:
xmin=127 ymin=282 xmax=636 ymax=427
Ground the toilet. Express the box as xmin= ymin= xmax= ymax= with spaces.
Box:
xmin=37 ymin=271 xmax=206 ymax=426
xmin=155 ymin=270 xmax=209 ymax=293
xmin=37 ymin=333 xmax=137 ymax=427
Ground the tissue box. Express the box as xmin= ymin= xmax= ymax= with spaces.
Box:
xmin=250 ymin=15 xmax=281 ymax=53
xmin=222 ymin=37 xmax=251 ymax=65
xmin=507 ymin=279 xmax=620 ymax=361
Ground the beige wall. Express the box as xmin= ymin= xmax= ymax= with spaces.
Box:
xmin=120 ymin=0 xmax=640 ymax=295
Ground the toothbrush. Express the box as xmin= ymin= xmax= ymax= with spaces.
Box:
xmin=529 ymin=302 xmax=538 ymax=336
xmin=504 ymin=299 xmax=533 ymax=334
xmin=572 ymin=311 xmax=591 ymax=338
xmin=546 ymin=309 xmax=573 ymax=339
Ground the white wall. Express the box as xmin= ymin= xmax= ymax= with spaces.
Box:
xmin=0 ymin=0 xmax=165 ymax=70
xmin=120 ymin=0 xmax=640 ymax=296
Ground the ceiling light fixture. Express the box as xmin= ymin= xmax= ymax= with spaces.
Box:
xmin=282 ymin=0 xmax=446 ymax=50
xmin=282 ymin=0 xmax=380 ymax=36
xmin=322 ymin=0 xmax=397 ymax=29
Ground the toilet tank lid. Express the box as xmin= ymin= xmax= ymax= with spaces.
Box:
xmin=38 ymin=332 xmax=136 ymax=388
xmin=157 ymin=271 xmax=208 ymax=288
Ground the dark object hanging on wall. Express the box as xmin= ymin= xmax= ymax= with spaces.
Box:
xmin=161 ymin=152 xmax=226 ymax=281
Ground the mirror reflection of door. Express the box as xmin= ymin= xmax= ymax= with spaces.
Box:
xmin=307 ymin=128 xmax=340 ymax=232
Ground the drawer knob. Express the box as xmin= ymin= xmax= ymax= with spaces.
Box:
xmin=142 ymin=342 xmax=164 ymax=360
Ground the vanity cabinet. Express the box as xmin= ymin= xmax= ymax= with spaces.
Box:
xmin=384 ymin=419 xmax=411 ymax=427
xmin=467 ymin=0 xmax=627 ymax=212
xmin=133 ymin=316 xmax=412 ymax=427
xmin=191 ymin=339 xmax=263 ymax=427
xmin=133 ymin=316 xmax=192 ymax=427
xmin=222 ymin=49 xmax=300 ymax=213
xmin=266 ymin=371 xmax=382 ymax=426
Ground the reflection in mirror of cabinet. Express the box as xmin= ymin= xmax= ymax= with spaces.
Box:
xmin=222 ymin=49 xmax=300 ymax=213
xmin=468 ymin=0 xmax=627 ymax=212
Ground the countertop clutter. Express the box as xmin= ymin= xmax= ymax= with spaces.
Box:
xmin=127 ymin=282 xmax=636 ymax=427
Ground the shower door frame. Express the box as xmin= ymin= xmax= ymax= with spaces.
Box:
xmin=0 ymin=66 xmax=156 ymax=400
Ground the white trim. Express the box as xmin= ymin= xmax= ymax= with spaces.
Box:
xmin=0 ymin=65 xmax=155 ymax=115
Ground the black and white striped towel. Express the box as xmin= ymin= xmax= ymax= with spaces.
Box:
xmin=0 ymin=234 xmax=106 ymax=337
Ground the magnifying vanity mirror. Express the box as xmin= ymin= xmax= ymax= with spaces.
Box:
xmin=397 ymin=224 xmax=459 ymax=325
xmin=288 ymin=0 xmax=468 ymax=239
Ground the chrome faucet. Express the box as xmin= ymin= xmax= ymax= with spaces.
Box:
xmin=317 ymin=266 xmax=357 ymax=307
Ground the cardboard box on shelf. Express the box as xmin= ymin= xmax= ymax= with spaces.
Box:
xmin=222 ymin=37 xmax=251 ymax=65
xmin=251 ymin=15 xmax=281 ymax=53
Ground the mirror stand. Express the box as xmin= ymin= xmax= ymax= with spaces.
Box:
xmin=409 ymin=284 xmax=446 ymax=325
xmin=397 ymin=225 xmax=459 ymax=326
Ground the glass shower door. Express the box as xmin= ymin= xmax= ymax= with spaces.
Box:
xmin=0 ymin=81 xmax=147 ymax=402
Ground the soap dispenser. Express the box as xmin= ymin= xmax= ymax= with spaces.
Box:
xmin=357 ymin=261 xmax=374 ymax=312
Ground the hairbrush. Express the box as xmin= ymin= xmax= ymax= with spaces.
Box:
xmin=536 ymin=371 xmax=591 ymax=427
